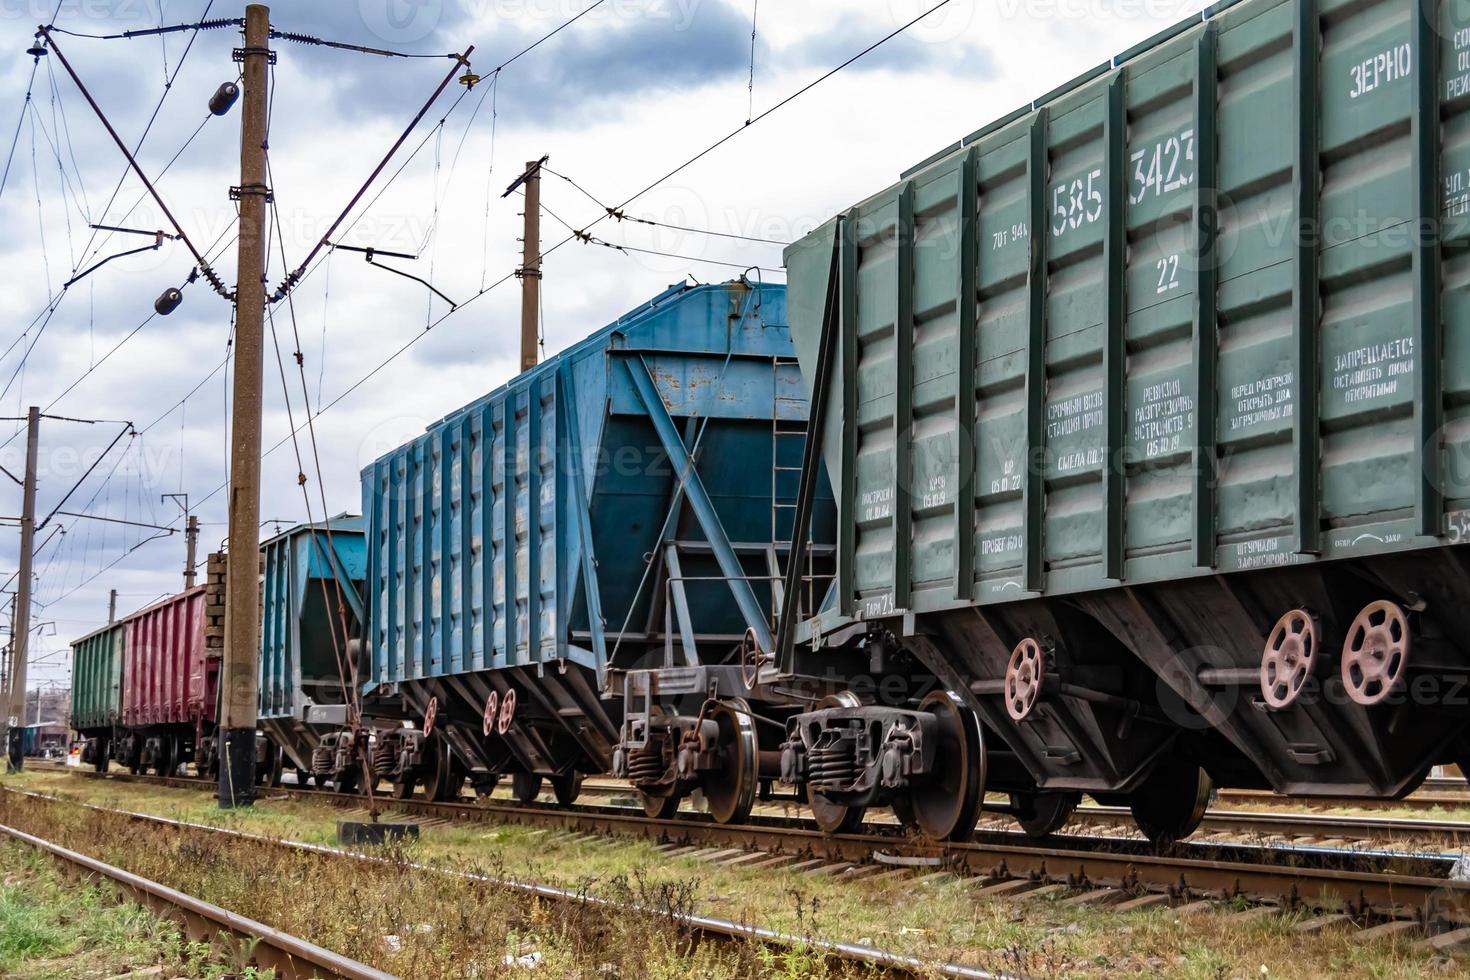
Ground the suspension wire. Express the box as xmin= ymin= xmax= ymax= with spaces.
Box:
xmin=747 ymin=0 xmax=759 ymax=123
xmin=264 ymin=135 xmax=371 ymax=802
xmin=543 ymin=164 xmax=789 ymax=244
xmin=269 ymin=49 xmax=474 ymax=301
xmin=40 ymin=26 xmax=229 ymax=296
xmin=478 ymin=72 xmax=500 ymax=291
xmin=0 ymin=60 xmax=41 ymax=204
xmin=537 ymin=198 xmax=780 ymax=274
xmin=0 ymin=3 xmax=219 ymax=387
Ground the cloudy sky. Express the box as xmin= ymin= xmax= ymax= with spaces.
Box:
xmin=0 ymin=0 xmax=1204 ymax=688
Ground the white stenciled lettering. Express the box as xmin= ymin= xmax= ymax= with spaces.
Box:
xmin=1332 ymin=338 xmax=1414 ymax=405
xmin=1129 ymin=127 xmax=1195 ymax=205
xmin=1133 ymin=377 xmax=1194 ymax=457
xmin=1229 ymin=371 xmax=1294 ymax=431
xmin=1350 ymin=42 xmax=1411 ymax=99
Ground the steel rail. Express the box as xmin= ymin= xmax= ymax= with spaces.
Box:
xmin=3 ymin=788 xmax=1008 ymax=980
xmin=47 ymin=765 xmax=1470 ymax=849
xmin=35 ymin=766 xmax=1470 ymax=917
xmin=0 ymin=820 xmax=393 ymax=980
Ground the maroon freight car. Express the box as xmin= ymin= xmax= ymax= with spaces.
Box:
xmin=113 ymin=557 xmax=225 ymax=774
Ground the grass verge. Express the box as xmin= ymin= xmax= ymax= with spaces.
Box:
xmin=7 ymin=770 xmax=1470 ymax=978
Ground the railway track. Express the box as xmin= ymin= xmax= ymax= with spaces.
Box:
xmin=0 ymin=818 xmax=392 ymax=980
xmin=32 ymin=765 xmax=1470 ymax=930
xmin=3 ymin=785 xmax=1002 ymax=979
xmin=43 ymin=764 xmax=1470 ymax=851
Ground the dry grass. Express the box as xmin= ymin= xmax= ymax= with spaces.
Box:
xmin=7 ymin=770 xmax=1470 ymax=978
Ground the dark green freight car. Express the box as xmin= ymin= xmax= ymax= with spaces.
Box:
xmin=779 ymin=0 xmax=1470 ymax=841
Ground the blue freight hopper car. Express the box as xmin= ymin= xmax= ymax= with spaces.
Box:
xmin=362 ymin=279 xmax=840 ymax=815
xmin=257 ymin=517 xmax=376 ymax=789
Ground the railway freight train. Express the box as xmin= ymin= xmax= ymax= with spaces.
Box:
xmin=69 ymin=0 xmax=1470 ymax=846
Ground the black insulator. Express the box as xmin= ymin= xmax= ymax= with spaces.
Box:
xmin=25 ymin=45 xmax=46 ymax=59
xmin=208 ymin=81 xmax=239 ymax=116
xmin=154 ymin=287 xmax=183 ymax=316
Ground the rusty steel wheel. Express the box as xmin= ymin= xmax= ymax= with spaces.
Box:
xmin=908 ymin=691 xmax=986 ymax=842
xmin=1341 ymin=600 xmax=1411 ymax=706
xmin=511 ymin=771 xmax=542 ymax=804
xmin=1129 ymin=756 xmax=1211 ymax=844
xmin=806 ymin=691 xmax=866 ymax=835
xmin=482 ymin=691 xmax=499 ymax=737
xmin=497 ymin=689 xmax=518 ymax=736
xmin=1010 ymin=790 xmax=1080 ymax=838
xmin=1004 ymin=638 xmax=1047 ymax=722
xmin=1260 ymin=608 xmax=1320 ymax=710
xmin=702 ymin=699 xmax=759 ymax=826
xmin=641 ymin=791 xmax=681 ymax=819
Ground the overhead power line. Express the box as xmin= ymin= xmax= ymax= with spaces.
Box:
xmin=543 ymin=165 xmax=788 ymax=245
xmin=173 ymin=0 xmax=957 ymax=523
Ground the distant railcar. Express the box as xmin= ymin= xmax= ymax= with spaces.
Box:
xmin=118 ymin=571 xmax=222 ymax=776
xmin=257 ymin=516 xmax=376 ymax=789
xmin=70 ymin=621 xmax=125 ymax=771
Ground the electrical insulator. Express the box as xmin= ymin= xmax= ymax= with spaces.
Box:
xmin=208 ymin=82 xmax=239 ymax=116
xmin=154 ymin=287 xmax=183 ymax=316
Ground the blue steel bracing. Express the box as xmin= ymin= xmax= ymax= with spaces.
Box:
xmin=623 ymin=352 xmax=775 ymax=653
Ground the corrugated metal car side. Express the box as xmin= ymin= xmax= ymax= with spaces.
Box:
xmin=122 ymin=587 xmax=211 ymax=728
xmin=69 ymin=623 xmax=124 ymax=731
xmin=367 ymin=369 xmax=562 ymax=684
xmin=787 ymin=0 xmax=1470 ymax=617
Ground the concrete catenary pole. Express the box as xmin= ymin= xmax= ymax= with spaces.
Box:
xmin=184 ymin=514 xmax=198 ymax=588
xmin=107 ymin=589 xmax=117 ymax=624
xmin=219 ymin=3 xmax=270 ymax=809
xmin=6 ymin=406 xmax=39 ymax=772
xmin=519 ymin=159 xmax=541 ymax=371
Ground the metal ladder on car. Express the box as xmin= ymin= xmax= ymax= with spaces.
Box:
xmin=770 ymin=356 xmax=815 ymax=626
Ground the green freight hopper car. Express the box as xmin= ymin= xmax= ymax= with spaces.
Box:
xmin=70 ymin=621 xmax=124 ymax=772
xmin=780 ymin=0 xmax=1470 ymax=842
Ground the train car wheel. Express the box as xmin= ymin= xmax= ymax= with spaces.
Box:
xmin=703 ymin=698 xmax=758 ymax=825
xmin=334 ymin=764 xmax=360 ymax=795
xmin=153 ymin=738 xmax=176 ymax=778
xmin=551 ymin=771 xmax=583 ymax=807
xmin=256 ymin=742 xmax=279 ymax=786
xmin=641 ymin=792 xmax=681 ymax=818
xmin=1129 ymin=756 xmax=1211 ymax=844
xmin=1010 ymin=790 xmax=1081 ymax=837
xmin=92 ymin=737 xmax=109 ymax=773
xmin=808 ymin=785 xmax=865 ymax=834
xmin=421 ymin=739 xmax=460 ymax=802
xmin=908 ymin=691 xmax=985 ymax=842
xmin=890 ymin=795 xmax=916 ymax=830
xmin=511 ymin=771 xmax=543 ymax=804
